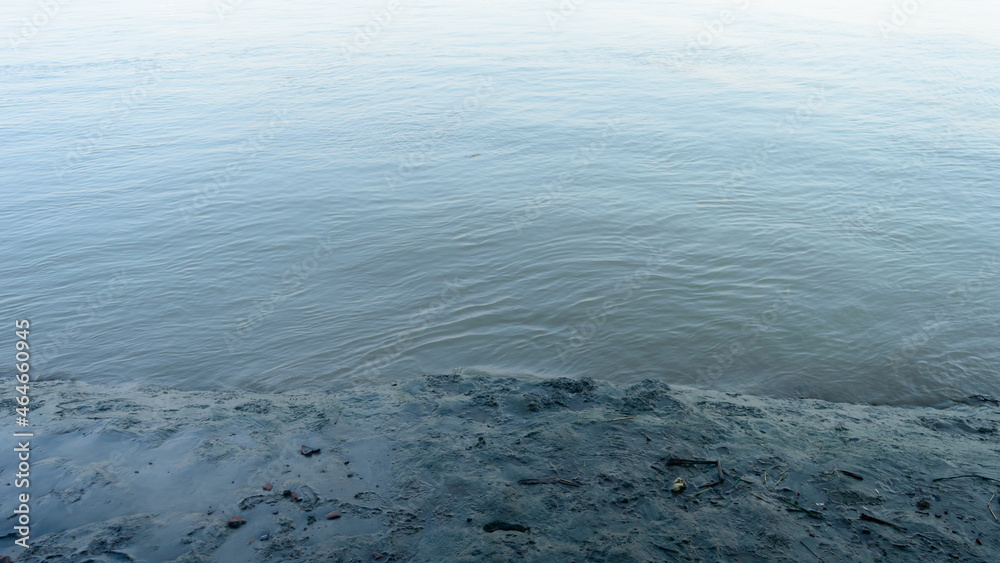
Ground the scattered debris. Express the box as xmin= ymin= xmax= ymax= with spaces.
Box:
xmin=227 ymin=516 xmax=246 ymax=529
xmin=483 ymin=521 xmax=530 ymax=533
xmin=664 ymin=458 xmax=724 ymax=488
xmin=860 ymin=513 xmax=907 ymax=531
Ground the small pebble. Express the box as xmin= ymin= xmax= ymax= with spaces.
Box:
xmin=263 ymin=483 xmax=273 ymax=491
xmin=373 ymin=553 xmax=383 ymax=560
xmin=260 ymin=533 xmax=270 ymax=541
xmin=227 ymin=517 xmax=246 ymax=529
xmin=326 ymin=510 xmax=342 ymax=520
xmin=917 ymin=500 xmax=930 ymax=510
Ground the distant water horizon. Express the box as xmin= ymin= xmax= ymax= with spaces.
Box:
xmin=3 ymin=0 xmax=998 ymax=406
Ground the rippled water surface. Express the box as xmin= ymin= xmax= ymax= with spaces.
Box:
xmin=3 ymin=0 xmax=999 ymax=405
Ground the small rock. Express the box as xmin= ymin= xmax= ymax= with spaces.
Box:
xmin=227 ymin=517 xmax=246 ymax=529
xmin=671 ymin=477 xmax=687 ymax=493
xmin=917 ymin=499 xmax=930 ymax=510
xmin=263 ymin=483 xmax=273 ymax=491
xmin=976 ymin=538 xmax=983 ymax=545
xmin=283 ymin=490 xmax=299 ymax=500
xmin=301 ymin=445 xmax=320 ymax=456
xmin=936 ymin=513 xmax=942 ymax=518
xmin=373 ymin=553 xmax=383 ymax=560
xmin=260 ymin=533 xmax=270 ymax=541
xmin=326 ymin=510 xmax=342 ymax=520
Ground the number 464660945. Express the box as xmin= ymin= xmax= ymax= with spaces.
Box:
xmin=15 ymin=320 xmax=29 ymax=418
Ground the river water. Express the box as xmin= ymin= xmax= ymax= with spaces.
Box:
xmin=3 ymin=0 xmax=999 ymax=405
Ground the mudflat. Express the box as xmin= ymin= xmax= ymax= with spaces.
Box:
xmin=4 ymin=375 xmax=998 ymax=562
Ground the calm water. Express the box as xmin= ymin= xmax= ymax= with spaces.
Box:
xmin=3 ymin=0 xmax=999 ymax=405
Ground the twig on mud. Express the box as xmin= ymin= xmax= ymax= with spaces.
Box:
xmin=800 ymin=540 xmax=821 ymax=560
xmin=753 ymin=493 xmax=823 ymax=519
xmin=860 ymin=513 xmax=907 ymax=531
xmin=775 ymin=467 xmax=804 ymax=486
xmin=606 ymin=415 xmax=635 ymax=422
xmin=518 ymin=477 xmax=583 ymax=487
xmin=989 ymin=492 xmax=998 ymax=524
xmin=663 ymin=458 xmax=724 ymax=488
xmin=932 ymin=474 xmax=1000 ymax=485
xmin=836 ymin=469 xmax=864 ymax=481
xmin=780 ymin=497 xmax=823 ymax=519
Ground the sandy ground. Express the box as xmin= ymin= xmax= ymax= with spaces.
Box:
xmin=1 ymin=375 xmax=998 ymax=562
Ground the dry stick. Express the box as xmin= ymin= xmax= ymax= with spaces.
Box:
xmin=932 ymin=474 xmax=1000 ymax=485
xmin=989 ymin=492 xmax=998 ymax=524
xmin=698 ymin=460 xmax=725 ymax=488
xmin=664 ymin=458 xmax=717 ymax=465
xmin=800 ymin=540 xmax=821 ymax=561
xmin=776 ymin=466 xmax=803 ymax=486
xmin=606 ymin=415 xmax=636 ymax=422
xmin=780 ymin=497 xmax=823 ymax=519
xmin=860 ymin=513 xmax=907 ymax=532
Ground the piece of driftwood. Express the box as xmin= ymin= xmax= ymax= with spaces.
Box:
xmin=837 ymin=469 xmax=864 ymax=481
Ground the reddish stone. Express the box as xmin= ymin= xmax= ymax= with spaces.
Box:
xmin=263 ymin=483 xmax=273 ymax=491
xmin=227 ymin=516 xmax=246 ymax=529
xmin=326 ymin=510 xmax=342 ymax=520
